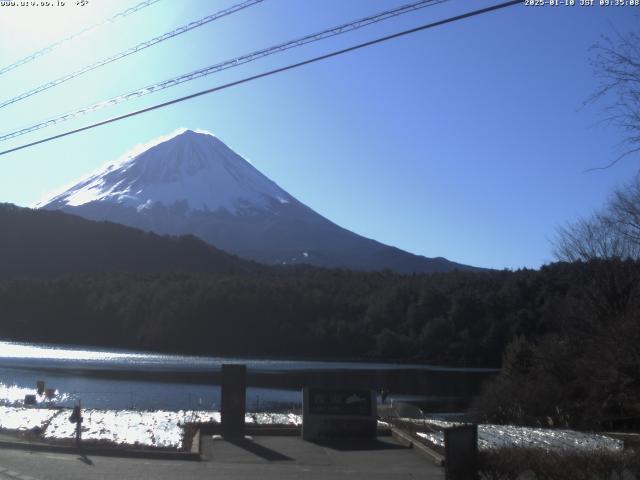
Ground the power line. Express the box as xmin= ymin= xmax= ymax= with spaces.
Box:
xmin=0 ymin=0 xmax=164 ymax=78
xmin=0 ymin=0 xmax=446 ymax=143
xmin=0 ymin=0 xmax=265 ymax=110
xmin=0 ymin=0 xmax=522 ymax=158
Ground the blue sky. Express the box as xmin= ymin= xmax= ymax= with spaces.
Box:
xmin=0 ymin=0 xmax=637 ymax=270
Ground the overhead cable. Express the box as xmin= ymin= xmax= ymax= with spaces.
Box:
xmin=0 ymin=0 xmax=265 ymax=110
xmin=0 ymin=0 xmax=446 ymax=143
xmin=0 ymin=0 xmax=523 ymax=158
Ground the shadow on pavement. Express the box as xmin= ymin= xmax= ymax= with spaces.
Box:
xmin=228 ymin=438 xmax=294 ymax=462
xmin=77 ymin=454 xmax=94 ymax=466
xmin=311 ymin=439 xmax=410 ymax=452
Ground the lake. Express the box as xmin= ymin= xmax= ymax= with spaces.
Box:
xmin=0 ymin=340 xmax=497 ymax=411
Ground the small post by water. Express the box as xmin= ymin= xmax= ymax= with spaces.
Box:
xmin=221 ymin=364 xmax=246 ymax=439
xmin=44 ymin=388 xmax=56 ymax=401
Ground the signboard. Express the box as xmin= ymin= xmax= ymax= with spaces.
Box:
xmin=302 ymin=387 xmax=377 ymax=440
xmin=308 ymin=389 xmax=373 ymax=417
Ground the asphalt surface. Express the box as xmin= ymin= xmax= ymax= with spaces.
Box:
xmin=0 ymin=436 xmax=444 ymax=479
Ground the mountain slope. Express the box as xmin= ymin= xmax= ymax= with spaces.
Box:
xmin=38 ymin=129 xmax=476 ymax=273
xmin=0 ymin=203 xmax=258 ymax=279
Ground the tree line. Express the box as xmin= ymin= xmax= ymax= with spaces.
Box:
xmin=0 ymin=259 xmax=636 ymax=369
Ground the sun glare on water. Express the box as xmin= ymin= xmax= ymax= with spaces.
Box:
xmin=0 ymin=340 xmax=148 ymax=362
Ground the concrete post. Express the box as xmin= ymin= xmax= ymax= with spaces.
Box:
xmin=444 ymin=424 xmax=478 ymax=480
xmin=221 ymin=364 xmax=246 ymax=438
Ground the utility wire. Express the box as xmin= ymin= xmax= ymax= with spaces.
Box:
xmin=0 ymin=0 xmax=522 ymax=158
xmin=0 ymin=0 xmax=446 ymax=143
xmin=0 ymin=0 xmax=265 ymax=110
xmin=0 ymin=0 xmax=164 ymax=77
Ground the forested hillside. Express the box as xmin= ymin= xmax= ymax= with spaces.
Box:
xmin=1 ymin=259 xmax=637 ymax=373
xmin=0 ymin=203 xmax=258 ymax=278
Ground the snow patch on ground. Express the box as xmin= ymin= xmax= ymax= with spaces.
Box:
xmin=245 ymin=412 xmax=301 ymax=426
xmin=416 ymin=422 xmax=623 ymax=452
xmin=0 ymin=406 xmax=302 ymax=450
xmin=0 ymin=406 xmax=59 ymax=431
xmin=44 ymin=409 xmax=217 ymax=449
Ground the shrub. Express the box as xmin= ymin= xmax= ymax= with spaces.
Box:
xmin=479 ymin=447 xmax=639 ymax=480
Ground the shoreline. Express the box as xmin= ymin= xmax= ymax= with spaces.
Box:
xmin=0 ymin=364 xmax=494 ymax=404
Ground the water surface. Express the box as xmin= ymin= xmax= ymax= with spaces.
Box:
xmin=0 ymin=340 xmax=495 ymax=410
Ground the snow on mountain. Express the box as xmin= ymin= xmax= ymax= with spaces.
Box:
xmin=37 ymin=128 xmax=292 ymax=214
xmin=38 ymin=129 xmax=476 ymax=274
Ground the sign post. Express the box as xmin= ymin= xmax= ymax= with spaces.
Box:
xmin=69 ymin=403 xmax=83 ymax=448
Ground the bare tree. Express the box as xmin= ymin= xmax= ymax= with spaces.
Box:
xmin=557 ymin=25 xmax=640 ymax=260
xmin=587 ymin=26 xmax=640 ymax=170
xmin=554 ymin=175 xmax=640 ymax=261
xmin=608 ymin=174 xmax=640 ymax=242
xmin=554 ymin=213 xmax=637 ymax=262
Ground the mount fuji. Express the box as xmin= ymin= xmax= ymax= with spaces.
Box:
xmin=38 ymin=129 xmax=473 ymax=273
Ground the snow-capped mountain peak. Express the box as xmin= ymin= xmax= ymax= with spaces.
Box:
xmin=38 ymin=128 xmax=474 ymax=274
xmin=37 ymin=128 xmax=292 ymax=214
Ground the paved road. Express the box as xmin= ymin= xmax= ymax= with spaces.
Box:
xmin=0 ymin=436 xmax=443 ymax=480
xmin=0 ymin=465 xmax=39 ymax=480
